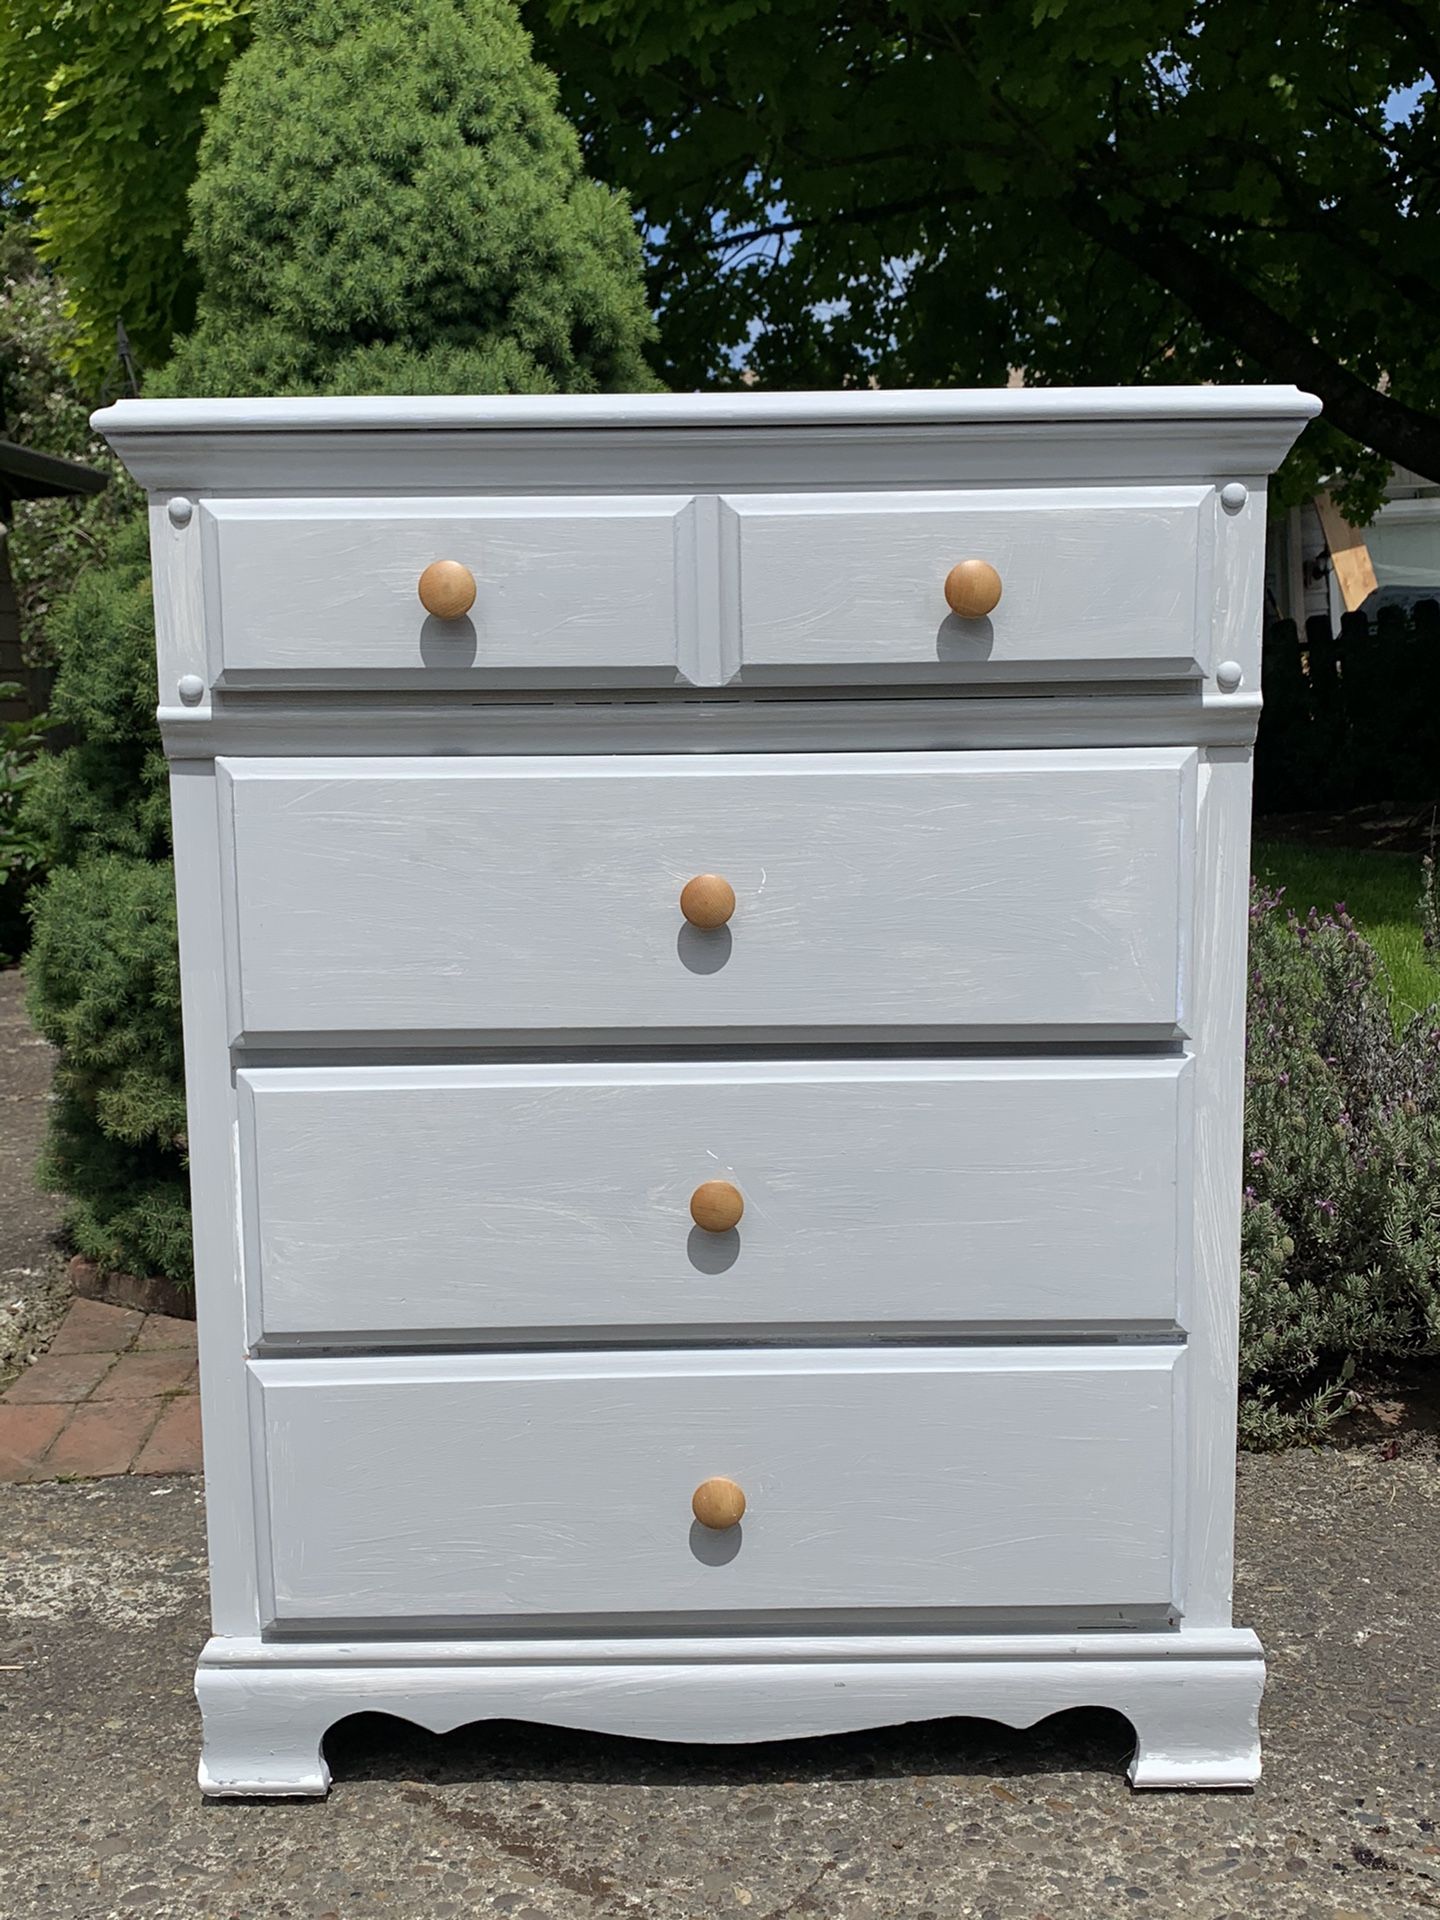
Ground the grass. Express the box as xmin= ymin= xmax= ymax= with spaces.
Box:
xmin=1251 ymin=840 xmax=1440 ymax=1021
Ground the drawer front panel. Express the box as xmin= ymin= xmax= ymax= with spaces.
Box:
xmin=723 ymin=487 xmax=1212 ymax=681
xmin=240 ymin=1058 xmax=1191 ymax=1337
xmin=252 ymin=1349 xmax=1181 ymax=1623
xmin=220 ymin=749 xmax=1193 ymax=1040
xmin=200 ymin=496 xmax=700 ymax=686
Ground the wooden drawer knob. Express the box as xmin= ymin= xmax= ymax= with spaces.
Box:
xmin=417 ymin=559 xmax=477 ymax=620
xmin=690 ymin=1179 xmax=744 ymax=1233
xmin=944 ymin=558 xmax=1003 ymax=619
xmin=692 ymin=1476 xmax=746 ymax=1530
xmin=679 ymin=873 xmax=736 ymax=928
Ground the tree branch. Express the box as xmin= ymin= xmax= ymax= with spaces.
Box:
xmin=704 ymin=192 xmax=940 ymax=253
xmin=1068 ymin=191 xmax=1440 ymax=480
xmin=1114 ymin=134 xmax=1440 ymax=312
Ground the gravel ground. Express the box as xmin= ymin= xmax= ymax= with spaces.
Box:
xmin=0 ymin=967 xmax=68 ymax=1389
xmin=2 ymin=1445 xmax=1436 ymax=1920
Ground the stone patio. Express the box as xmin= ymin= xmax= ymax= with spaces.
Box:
xmin=0 ymin=1296 xmax=200 ymax=1482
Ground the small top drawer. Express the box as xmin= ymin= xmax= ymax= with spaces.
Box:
xmin=194 ymin=483 xmax=1221 ymax=690
xmin=720 ymin=486 xmax=1216 ymax=683
xmin=199 ymin=495 xmax=703 ymax=688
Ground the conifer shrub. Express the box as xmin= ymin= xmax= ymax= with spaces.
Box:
xmin=155 ymin=0 xmax=658 ymax=400
xmin=22 ymin=0 xmax=658 ymax=1285
xmin=21 ymin=514 xmax=189 ymax=1274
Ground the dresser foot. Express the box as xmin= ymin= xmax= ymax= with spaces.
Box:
xmin=1122 ymin=1657 xmax=1264 ymax=1790
xmin=196 ymin=1664 xmax=333 ymax=1798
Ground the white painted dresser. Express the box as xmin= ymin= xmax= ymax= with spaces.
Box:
xmin=94 ymin=386 xmax=1318 ymax=1795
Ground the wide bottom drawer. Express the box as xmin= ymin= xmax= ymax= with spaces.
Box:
xmin=252 ymin=1348 xmax=1182 ymax=1627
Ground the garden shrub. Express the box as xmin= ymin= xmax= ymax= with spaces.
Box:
xmin=155 ymin=0 xmax=659 ymax=400
xmin=1239 ymin=885 xmax=1440 ymax=1444
xmin=20 ymin=514 xmax=188 ymax=1274
xmin=0 ymin=694 xmax=54 ymax=964
xmin=22 ymin=0 xmax=658 ymax=1285
xmin=1 ymin=215 xmax=140 ymax=960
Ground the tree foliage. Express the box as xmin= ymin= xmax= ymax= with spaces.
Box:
xmin=533 ymin=0 xmax=1440 ymax=515
xmin=157 ymin=0 xmax=658 ymax=397
xmin=1 ymin=212 xmax=138 ymax=958
xmin=0 ymin=1 xmax=253 ymax=394
xmin=0 ymin=215 xmax=140 ymax=660
xmin=9 ymin=0 xmax=1434 ymax=512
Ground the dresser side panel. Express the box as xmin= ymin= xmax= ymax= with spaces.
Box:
xmin=1177 ymin=748 xmax=1254 ymax=1627
xmin=167 ymin=761 xmax=262 ymax=1636
xmin=148 ymin=495 xmax=208 ymax=705
xmin=1208 ymin=477 xmax=1270 ymax=696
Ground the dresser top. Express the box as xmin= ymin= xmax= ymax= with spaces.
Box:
xmin=94 ymin=383 xmax=1318 ymax=437
xmin=94 ymin=385 xmax=1319 ymax=494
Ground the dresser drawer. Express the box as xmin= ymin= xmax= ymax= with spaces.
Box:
xmin=198 ymin=485 xmax=1218 ymax=690
xmin=721 ymin=486 xmax=1214 ymax=682
xmin=199 ymin=495 xmax=702 ymax=687
xmin=240 ymin=1057 xmax=1190 ymax=1339
xmin=251 ymin=1348 xmax=1181 ymax=1625
xmin=219 ymin=748 xmax=1194 ymax=1042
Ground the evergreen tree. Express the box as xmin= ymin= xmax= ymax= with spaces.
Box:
xmin=24 ymin=0 xmax=659 ymax=1283
xmin=157 ymin=0 xmax=658 ymax=399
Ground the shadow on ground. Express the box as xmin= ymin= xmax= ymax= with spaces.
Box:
xmin=313 ymin=1704 xmax=1138 ymax=1794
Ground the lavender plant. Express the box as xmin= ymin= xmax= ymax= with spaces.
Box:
xmin=1240 ymin=884 xmax=1440 ymax=1445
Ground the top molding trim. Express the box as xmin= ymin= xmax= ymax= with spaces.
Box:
xmin=92 ymin=384 xmax=1320 ymax=493
xmin=94 ymin=385 xmax=1320 ymax=437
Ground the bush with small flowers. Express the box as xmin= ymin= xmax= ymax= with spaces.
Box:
xmin=1239 ymin=883 xmax=1440 ymax=1444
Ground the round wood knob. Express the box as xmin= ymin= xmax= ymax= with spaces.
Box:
xmin=944 ymin=558 xmax=1003 ymax=620
xmin=692 ymin=1476 xmax=746 ymax=1530
xmin=679 ymin=873 xmax=736 ymax=929
xmin=690 ymin=1180 xmax=744 ymax=1233
xmin=417 ymin=559 xmax=477 ymax=620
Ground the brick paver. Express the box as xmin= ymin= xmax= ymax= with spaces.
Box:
xmin=3 ymin=1349 xmax=116 ymax=1405
xmin=133 ymin=1395 xmax=203 ymax=1475
xmin=47 ymin=1297 xmax=145 ymax=1354
xmin=89 ymin=1350 xmax=197 ymax=1402
xmin=1 ymin=1295 xmax=199 ymax=1482
xmin=134 ymin=1312 xmax=201 ymax=1352
xmin=43 ymin=1398 xmax=164 ymax=1478
xmin=0 ymin=1403 xmax=69 ymax=1481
